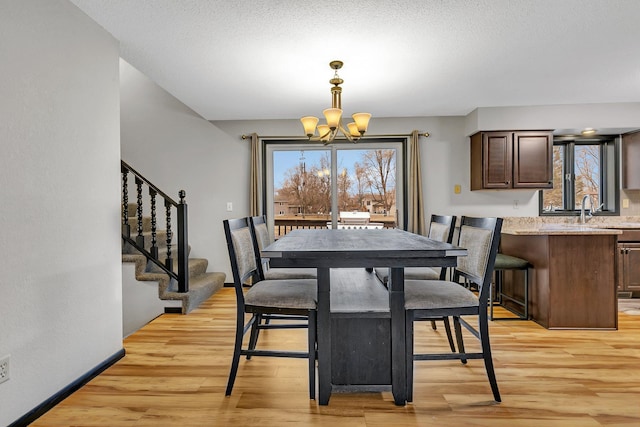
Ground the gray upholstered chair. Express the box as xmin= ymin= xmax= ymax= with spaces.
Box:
xmin=249 ymin=215 xmax=317 ymax=280
xmin=375 ymin=214 xmax=457 ymax=351
xmin=489 ymin=253 xmax=531 ymax=320
xmin=404 ymin=216 xmax=503 ymax=403
xmin=375 ymin=214 xmax=457 ymax=284
xmin=223 ymin=217 xmax=317 ymax=399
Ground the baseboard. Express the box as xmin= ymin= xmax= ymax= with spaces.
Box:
xmin=10 ymin=348 xmax=126 ymax=427
xmin=224 ymin=282 xmax=234 ymax=287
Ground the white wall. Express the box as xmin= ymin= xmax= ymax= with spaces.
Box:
xmin=0 ymin=1 xmax=122 ymax=424
xmin=120 ymin=61 xmax=244 ymax=278
xmin=122 ymin=264 xmax=180 ymax=337
xmin=466 ymin=103 xmax=640 ymax=135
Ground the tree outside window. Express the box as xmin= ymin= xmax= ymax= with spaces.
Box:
xmin=275 ymin=148 xmax=396 ymax=217
xmin=541 ymin=137 xmax=617 ymax=215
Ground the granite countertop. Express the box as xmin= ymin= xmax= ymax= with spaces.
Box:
xmin=502 ymin=225 xmax=623 ymax=236
xmin=501 ymin=216 xmax=640 ymax=236
xmin=592 ymin=222 xmax=640 ymax=229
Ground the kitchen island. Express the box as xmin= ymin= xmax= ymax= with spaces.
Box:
xmin=501 ymin=224 xmax=622 ymax=329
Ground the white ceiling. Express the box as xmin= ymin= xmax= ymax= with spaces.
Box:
xmin=69 ymin=0 xmax=640 ymax=121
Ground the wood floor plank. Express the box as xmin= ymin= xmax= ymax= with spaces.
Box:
xmin=31 ymin=287 xmax=640 ymax=426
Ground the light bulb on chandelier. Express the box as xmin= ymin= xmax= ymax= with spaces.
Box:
xmin=300 ymin=60 xmax=371 ymax=144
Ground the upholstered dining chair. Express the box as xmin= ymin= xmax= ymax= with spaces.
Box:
xmin=374 ymin=214 xmax=457 ymax=351
xmin=375 ymin=214 xmax=457 ymax=283
xmin=223 ymin=217 xmax=317 ymax=399
xmin=249 ymin=215 xmax=317 ymax=280
xmin=404 ymin=216 xmax=503 ymax=402
xmin=248 ymin=215 xmax=316 ymax=335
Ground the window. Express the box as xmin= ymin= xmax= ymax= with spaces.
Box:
xmin=540 ymin=136 xmax=619 ymax=215
xmin=265 ymin=139 xmax=406 ymax=237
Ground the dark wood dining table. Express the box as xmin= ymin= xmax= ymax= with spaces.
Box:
xmin=262 ymin=228 xmax=467 ymax=405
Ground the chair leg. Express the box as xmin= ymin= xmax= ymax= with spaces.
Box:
xmin=442 ymin=317 xmax=456 ymax=352
xmin=225 ymin=308 xmax=245 ymax=396
xmin=523 ymin=268 xmax=529 ymax=320
xmin=308 ymin=311 xmax=317 ymax=400
xmin=488 ymin=278 xmax=495 ymax=320
xmin=453 ymin=316 xmax=467 ymax=364
xmin=406 ymin=311 xmax=415 ymax=402
xmin=479 ymin=311 xmax=501 ymax=402
xmin=430 ymin=320 xmax=437 ymax=330
xmin=246 ymin=313 xmax=262 ymax=360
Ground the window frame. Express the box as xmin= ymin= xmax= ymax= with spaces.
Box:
xmin=539 ymin=135 xmax=620 ymax=217
xmin=263 ymin=137 xmax=408 ymax=231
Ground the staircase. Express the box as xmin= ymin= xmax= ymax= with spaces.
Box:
xmin=120 ymin=160 xmax=225 ymax=317
xmin=122 ymin=202 xmax=225 ymax=314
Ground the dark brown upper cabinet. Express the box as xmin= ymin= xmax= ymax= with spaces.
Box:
xmin=471 ymin=131 xmax=553 ymax=190
xmin=622 ymin=131 xmax=640 ymax=189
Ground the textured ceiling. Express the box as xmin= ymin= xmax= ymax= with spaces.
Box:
xmin=69 ymin=0 xmax=640 ymax=121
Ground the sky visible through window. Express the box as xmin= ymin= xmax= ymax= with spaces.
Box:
xmin=273 ymin=149 xmax=370 ymax=192
xmin=271 ymin=146 xmax=399 ymax=226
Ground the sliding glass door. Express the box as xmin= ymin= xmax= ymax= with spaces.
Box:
xmin=265 ymin=139 xmax=405 ymax=238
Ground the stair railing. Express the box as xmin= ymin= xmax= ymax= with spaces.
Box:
xmin=121 ymin=160 xmax=189 ymax=293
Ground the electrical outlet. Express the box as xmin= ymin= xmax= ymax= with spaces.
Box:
xmin=0 ymin=355 xmax=9 ymax=385
xmin=226 ymin=202 xmax=233 ymax=212
xmin=513 ymin=200 xmax=519 ymax=209
xmin=623 ymin=199 xmax=630 ymax=208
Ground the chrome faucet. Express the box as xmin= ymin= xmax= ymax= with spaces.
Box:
xmin=580 ymin=195 xmax=592 ymax=224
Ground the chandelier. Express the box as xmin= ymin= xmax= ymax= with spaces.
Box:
xmin=300 ymin=60 xmax=371 ymax=144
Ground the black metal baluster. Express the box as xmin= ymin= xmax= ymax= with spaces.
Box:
xmin=121 ymin=166 xmax=130 ymax=238
xmin=149 ymin=189 xmax=158 ymax=260
xmin=165 ymin=199 xmax=173 ymax=272
xmin=135 ymin=177 xmax=145 ymax=248
xmin=177 ymin=190 xmax=189 ymax=293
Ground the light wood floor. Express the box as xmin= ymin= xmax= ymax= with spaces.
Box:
xmin=33 ymin=287 xmax=640 ymax=426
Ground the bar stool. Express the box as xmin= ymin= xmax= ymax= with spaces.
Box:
xmin=489 ymin=253 xmax=530 ymax=320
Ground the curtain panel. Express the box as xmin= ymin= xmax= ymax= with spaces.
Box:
xmin=407 ymin=130 xmax=426 ymax=235
xmin=249 ymin=133 xmax=261 ymax=216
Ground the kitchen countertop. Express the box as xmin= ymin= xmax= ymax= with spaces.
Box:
xmin=501 ymin=216 xmax=640 ymax=236
xmin=502 ymin=225 xmax=623 ymax=236
xmin=591 ymin=222 xmax=640 ymax=229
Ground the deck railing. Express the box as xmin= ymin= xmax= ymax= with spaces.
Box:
xmin=273 ymin=217 xmax=396 ymax=239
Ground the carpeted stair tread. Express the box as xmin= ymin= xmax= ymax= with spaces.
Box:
xmin=122 ymin=252 xmax=225 ymax=313
xmin=145 ymin=257 xmax=208 ymax=277
xmin=162 ymin=272 xmax=225 ymax=313
xmin=122 ymin=202 xmax=225 ymax=314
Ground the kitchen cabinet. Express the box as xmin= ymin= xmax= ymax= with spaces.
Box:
xmin=470 ymin=131 xmax=553 ymax=190
xmin=617 ymin=229 xmax=640 ymax=297
xmin=501 ymin=229 xmax=619 ymax=329
xmin=622 ymin=131 xmax=640 ymax=189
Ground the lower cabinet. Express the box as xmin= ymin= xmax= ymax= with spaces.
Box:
xmin=501 ymin=233 xmax=618 ymax=329
xmin=618 ymin=242 xmax=640 ymax=296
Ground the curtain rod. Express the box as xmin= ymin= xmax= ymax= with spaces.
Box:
xmin=241 ymin=132 xmax=429 ymax=140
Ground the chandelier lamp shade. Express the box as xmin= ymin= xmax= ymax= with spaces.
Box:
xmin=300 ymin=60 xmax=371 ymax=144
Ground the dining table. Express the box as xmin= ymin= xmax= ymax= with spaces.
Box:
xmin=262 ymin=228 xmax=467 ymax=405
